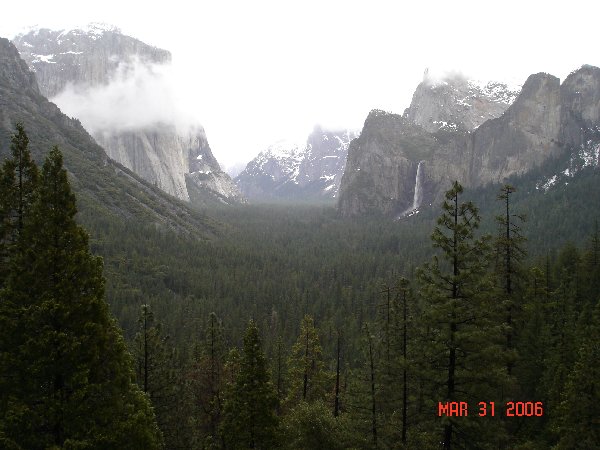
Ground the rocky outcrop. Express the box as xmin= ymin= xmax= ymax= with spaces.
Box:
xmin=0 ymin=37 xmax=40 ymax=95
xmin=13 ymin=24 xmax=170 ymax=98
xmin=235 ymin=127 xmax=357 ymax=202
xmin=12 ymin=24 xmax=243 ymax=205
xmin=404 ymin=72 xmax=518 ymax=133
xmin=185 ymin=131 xmax=246 ymax=205
xmin=0 ymin=38 xmax=211 ymax=236
xmin=338 ymin=66 xmax=600 ymax=217
xmin=470 ymin=73 xmax=562 ymax=185
xmin=338 ymin=111 xmax=440 ymax=216
xmin=560 ymin=65 xmax=600 ymax=149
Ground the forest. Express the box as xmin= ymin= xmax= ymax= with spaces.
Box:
xmin=1 ymin=125 xmax=599 ymax=449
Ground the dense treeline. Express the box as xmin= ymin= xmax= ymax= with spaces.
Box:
xmin=1 ymin=125 xmax=599 ymax=448
xmin=128 ymin=181 xmax=599 ymax=448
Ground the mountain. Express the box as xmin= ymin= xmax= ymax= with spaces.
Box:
xmin=235 ymin=127 xmax=357 ymax=202
xmin=12 ymin=24 xmax=243 ymax=205
xmin=338 ymin=66 xmax=600 ymax=217
xmin=403 ymin=71 xmax=519 ymax=133
xmin=0 ymin=36 xmax=214 ymax=235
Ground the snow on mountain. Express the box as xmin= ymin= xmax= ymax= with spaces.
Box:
xmin=404 ymin=71 xmax=521 ymax=133
xmin=235 ymin=128 xmax=358 ymax=202
xmin=536 ymin=137 xmax=600 ymax=192
xmin=12 ymin=24 xmax=243 ymax=205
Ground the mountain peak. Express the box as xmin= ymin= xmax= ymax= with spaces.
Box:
xmin=236 ymin=129 xmax=357 ymax=202
xmin=11 ymin=26 xmax=242 ymax=206
xmin=404 ymin=72 xmax=520 ymax=133
xmin=16 ymin=22 xmax=122 ymax=41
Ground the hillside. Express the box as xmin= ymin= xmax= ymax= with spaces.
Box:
xmin=12 ymin=25 xmax=243 ymax=205
xmin=0 ymin=37 xmax=215 ymax=236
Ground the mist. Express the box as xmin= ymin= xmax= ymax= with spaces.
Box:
xmin=52 ymin=58 xmax=200 ymax=134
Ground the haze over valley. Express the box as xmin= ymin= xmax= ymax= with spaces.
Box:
xmin=1 ymin=2 xmax=600 ymax=448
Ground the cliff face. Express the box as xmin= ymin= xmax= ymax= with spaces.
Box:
xmin=404 ymin=74 xmax=518 ymax=133
xmin=338 ymin=66 xmax=600 ymax=217
xmin=560 ymin=65 xmax=600 ymax=149
xmin=0 ymin=37 xmax=211 ymax=235
xmin=470 ymin=73 xmax=562 ymax=185
xmin=12 ymin=24 xmax=243 ymax=205
xmin=0 ymin=37 xmax=40 ymax=95
xmin=338 ymin=111 xmax=439 ymax=216
xmin=12 ymin=24 xmax=170 ymax=98
xmin=235 ymin=127 xmax=357 ymax=202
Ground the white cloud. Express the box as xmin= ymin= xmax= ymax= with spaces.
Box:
xmin=52 ymin=59 xmax=198 ymax=134
xmin=4 ymin=0 xmax=600 ymax=169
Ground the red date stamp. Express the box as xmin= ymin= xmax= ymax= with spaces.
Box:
xmin=438 ymin=401 xmax=544 ymax=417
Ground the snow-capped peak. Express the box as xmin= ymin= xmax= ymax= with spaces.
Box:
xmin=264 ymin=138 xmax=307 ymax=159
xmin=15 ymin=23 xmax=121 ymax=42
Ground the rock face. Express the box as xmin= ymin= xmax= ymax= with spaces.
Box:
xmin=12 ymin=24 xmax=171 ymax=98
xmin=12 ymin=24 xmax=243 ymax=205
xmin=0 ymin=37 xmax=211 ymax=235
xmin=235 ymin=127 xmax=357 ymax=202
xmin=0 ymin=37 xmax=40 ymax=95
xmin=404 ymin=72 xmax=519 ymax=133
xmin=338 ymin=66 xmax=600 ymax=217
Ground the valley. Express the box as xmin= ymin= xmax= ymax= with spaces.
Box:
xmin=1 ymin=18 xmax=599 ymax=449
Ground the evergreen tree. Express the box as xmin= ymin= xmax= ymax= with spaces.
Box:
xmin=189 ymin=312 xmax=227 ymax=448
xmin=280 ymin=400 xmax=357 ymax=450
xmin=0 ymin=122 xmax=38 ymax=284
xmin=556 ymin=300 xmax=600 ymax=448
xmin=0 ymin=146 xmax=162 ymax=449
xmin=417 ymin=181 xmax=505 ymax=449
xmin=286 ymin=315 xmax=330 ymax=405
xmin=395 ymin=277 xmax=412 ymax=447
xmin=221 ymin=320 xmax=279 ymax=449
xmin=494 ymin=184 xmax=526 ymax=376
xmin=133 ymin=303 xmax=181 ymax=448
xmin=273 ymin=335 xmax=288 ymax=411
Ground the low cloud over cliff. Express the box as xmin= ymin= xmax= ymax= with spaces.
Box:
xmin=52 ymin=58 xmax=198 ymax=133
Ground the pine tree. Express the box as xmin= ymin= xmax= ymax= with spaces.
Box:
xmin=0 ymin=122 xmax=38 ymax=284
xmin=189 ymin=312 xmax=227 ymax=448
xmin=221 ymin=320 xmax=279 ymax=449
xmin=495 ymin=184 xmax=526 ymax=376
xmin=417 ymin=181 xmax=505 ymax=449
xmin=133 ymin=304 xmax=180 ymax=447
xmin=556 ymin=300 xmax=600 ymax=448
xmin=280 ymin=400 xmax=356 ymax=450
xmin=273 ymin=334 xmax=288 ymax=411
xmin=396 ymin=277 xmax=412 ymax=447
xmin=0 ymin=146 xmax=162 ymax=449
xmin=286 ymin=315 xmax=330 ymax=405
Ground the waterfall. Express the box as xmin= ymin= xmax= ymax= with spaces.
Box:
xmin=397 ymin=161 xmax=425 ymax=219
xmin=412 ymin=161 xmax=424 ymax=210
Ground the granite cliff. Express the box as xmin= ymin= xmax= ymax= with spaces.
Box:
xmin=404 ymin=72 xmax=519 ymax=133
xmin=12 ymin=24 xmax=243 ymax=205
xmin=338 ymin=66 xmax=600 ymax=217
xmin=0 ymin=37 xmax=212 ymax=235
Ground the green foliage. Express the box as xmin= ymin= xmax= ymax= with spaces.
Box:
xmin=556 ymin=301 xmax=600 ymax=448
xmin=188 ymin=312 xmax=228 ymax=448
xmin=417 ymin=181 xmax=507 ymax=448
xmin=0 ymin=122 xmax=38 ymax=283
xmin=280 ymin=401 xmax=359 ymax=450
xmin=0 ymin=132 xmax=161 ymax=449
xmin=221 ymin=320 xmax=279 ymax=449
xmin=132 ymin=304 xmax=182 ymax=448
xmin=286 ymin=315 xmax=331 ymax=405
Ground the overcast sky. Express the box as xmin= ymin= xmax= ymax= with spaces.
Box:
xmin=3 ymin=0 xmax=600 ymax=171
